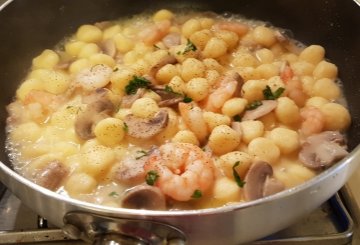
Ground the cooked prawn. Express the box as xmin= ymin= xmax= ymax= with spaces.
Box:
xmin=178 ymin=102 xmax=208 ymax=143
xmin=300 ymin=106 xmax=325 ymax=136
xmin=75 ymin=64 xmax=113 ymax=91
xmin=138 ymin=20 xmax=171 ymax=45
xmin=144 ymin=143 xmax=215 ymax=201
xmin=23 ymin=90 xmax=65 ymax=123
xmin=202 ymin=73 xmax=239 ymax=112
xmin=286 ymin=78 xmax=308 ymax=107
xmin=280 ymin=61 xmax=294 ymax=83
xmin=280 ymin=62 xmax=307 ymax=107
xmin=214 ymin=21 xmax=249 ymax=36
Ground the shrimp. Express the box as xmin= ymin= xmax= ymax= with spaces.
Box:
xmin=138 ymin=20 xmax=171 ymax=45
xmin=286 ymin=78 xmax=308 ymax=107
xmin=179 ymin=102 xmax=208 ymax=143
xmin=214 ymin=21 xmax=249 ymax=36
xmin=280 ymin=61 xmax=294 ymax=83
xmin=300 ymin=107 xmax=325 ymax=136
xmin=75 ymin=64 xmax=113 ymax=91
xmin=281 ymin=62 xmax=307 ymax=107
xmin=23 ymin=90 xmax=65 ymax=123
xmin=144 ymin=143 xmax=215 ymax=201
xmin=202 ymin=72 xmax=241 ymax=112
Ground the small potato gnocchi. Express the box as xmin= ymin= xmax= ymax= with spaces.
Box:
xmin=6 ymin=9 xmax=350 ymax=211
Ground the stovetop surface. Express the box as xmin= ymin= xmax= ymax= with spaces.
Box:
xmin=0 ymin=185 xmax=357 ymax=245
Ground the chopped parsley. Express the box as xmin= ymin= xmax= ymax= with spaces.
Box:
xmin=123 ymin=122 xmax=129 ymax=132
xmin=233 ymin=161 xmax=246 ymax=188
xmin=135 ymin=150 xmax=149 ymax=160
xmin=108 ymin=191 xmax=119 ymax=197
xmin=125 ymin=76 xmax=151 ymax=95
xmin=66 ymin=106 xmax=82 ymax=114
xmin=246 ymin=100 xmax=263 ymax=110
xmin=113 ymin=67 xmax=119 ymax=72
xmin=191 ymin=189 xmax=202 ymax=198
xmin=177 ymin=39 xmax=197 ymax=55
xmin=164 ymin=85 xmax=182 ymax=96
xmin=233 ymin=115 xmax=241 ymax=122
xmin=145 ymin=170 xmax=159 ymax=186
xmin=183 ymin=96 xmax=193 ymax=103
xmin=263 ymin=85 xmax=285 ymax=100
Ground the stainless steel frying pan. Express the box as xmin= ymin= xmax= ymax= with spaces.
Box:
xmin=0 ymin=0 xmax=359 ymax=244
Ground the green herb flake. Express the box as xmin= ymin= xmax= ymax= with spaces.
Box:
xmin=145 ymin=170 xmax=159 ymax=186
xmin=113 ymin=67 xmax=119 ymax=72
xmin=109 ymin=191 xmax=119 ymax=197
xmin=164 ymin=85 xmax=182 ymax=96
xmin=263 ymin=85 xmax=285 ymax=100
xmin=233 ymin=161 xmax=246 ymax=188
xmin=183 ymin=96 xmax=193 ymax=103
xmin=123 ymin=122 xmax=129 ymax=132
xmin=177 ymin=39 xmax=197 ymax=55
xmin=233 ymin=115 xmax=241 ymax=122
xmin=125 ymin=76 xmax=151 ymax=95
xmin=153 ymin=44 xmax=160 ymax=50
xmin=191 ymin=189 xmax=202 ymax=198
xmin=246 ymin=100 xmax=263 ymax=110
xmin=135 ymin=150 xmax=148 ymax=160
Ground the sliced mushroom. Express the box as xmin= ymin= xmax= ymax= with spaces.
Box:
xmin=244 ymin=161 xmax=284 ymax=201
xmin=113 ymin=153 xmax=152 ymax=185
xmin=242 ymin=100 xmax=278 ymax=121
xmin=149 ymin=55 xmax=177 ymax=79
xmin=94 ymin=21 xmax=112 ymax=30
xmin=124 ymin=109 xmax=169 ymax=139
xmin=121 ymin=88 xmax=147 ymax=108
xmin=121 ymin=185 xmax=166 ymax=210
xmin=231 ymin=122 xmax=243 ymax=138
xmin=100 ymin=39 xmax=117 ymax=58
xmin=162 ymin=33 xmax=181 ymax=48
xmin=230 ymin=71 xmax=244 ymax=97
xmin=75 ymin=88 xmax=114 ymax=140
xmin=299 ymin=131 xmax=348 ymax=170
xmin=35 ymin=160 xmax=69 ymax=190
xmin=150 ymin=85 xmax=184 ymax=107
xmin=263 ymin=176 xmax=285 ymax=197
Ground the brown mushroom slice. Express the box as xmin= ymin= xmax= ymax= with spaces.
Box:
xmin=124 ymin=109 xmax=169 ymax=139
xmin=75 ymin=89 xmax=114 ymax=140
xmin=299 ymin=131 xmax=349 ymax=170
xmin=244 ymin=161 xmax=273 ymax=201
xmin=162 ymin=33 xmax=181 ymax=48
xmin=35 ymin=160 xmax=69 ymax=190
xmin=263 ymin=176 xmax=285 ymax=197
xmin=244 ymin=161 xmax=284 ymax=201
xmin=122 ymin=185 xmax=166 ymax=210
xmin=100 ymin=39 xmax=117 ymax=58
xmin=114 ymin=156 xmax=148 ymax=185
xmin=230 ymin=71 xmax=245 ymax=97
xmin=306 ymin=131 xmax=345 ymax=146
xmin=121 ymin=88 xmax=147 ymax=108
xmin=231 ymin=122 xmax=243 ymax=138
xmin=149 ymin=55 xmax=177 ymax=79
xmin=150 ymin=85 xmax=184 ymax=107
xmin=242 ymin=100 xmax=278 ymax=121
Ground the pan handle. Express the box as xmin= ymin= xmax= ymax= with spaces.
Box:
xmin=63 ymin=212 xmax=186 ymax=245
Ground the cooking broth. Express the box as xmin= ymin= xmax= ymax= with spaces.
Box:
xmin=5 ymin=10 xmax=351 ymax=210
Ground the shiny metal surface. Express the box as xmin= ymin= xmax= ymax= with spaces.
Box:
xmin=63 ymin=212 xmax=186 ymax=244
xmin=1 ymin=146 xmax=359 ymax=244
xmin=0 ymin=0 xmax=360 ymax=244
xmin=0 ymin=190 xmax=355 ymax=244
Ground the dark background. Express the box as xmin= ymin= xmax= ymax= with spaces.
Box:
xmin=0 ymin=0 xmax=359 ymax=165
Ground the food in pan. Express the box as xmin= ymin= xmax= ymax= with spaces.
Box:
xmin=5 ymin=9 xmax=351 ymax=210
